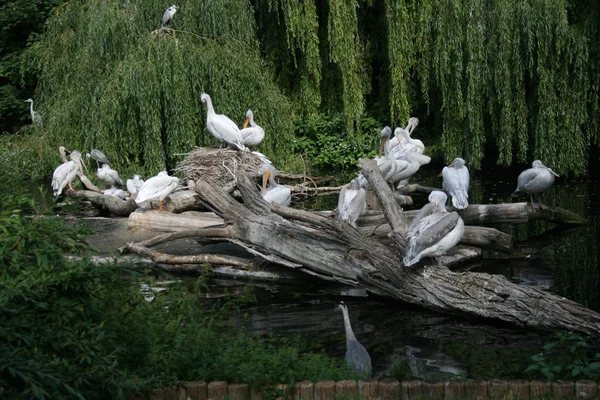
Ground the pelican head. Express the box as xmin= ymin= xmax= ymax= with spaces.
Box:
xmin=200 ymin=93 xmax=211 ymax=106
xmin=379 ymin=126 xmax=392 ymax=156
xmin=533 ymin=160 xmax=559 ymax=177
xmin=157 ymin=171 xmax=169 ymax=177
xmin=428 ymin=190 xmax=448 ymax=212
xmin=244 ymin=109 xmax=253 ymax=128
xmin=449 ymin=158 xmax=466 ymax=169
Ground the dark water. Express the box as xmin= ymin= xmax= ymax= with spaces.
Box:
xmin=18 ymin=162 xmax=600 ymax=380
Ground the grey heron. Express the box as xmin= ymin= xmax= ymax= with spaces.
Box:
xmin=135 ymin=171 xmax=180 ymax=211
xmin=86 ymin=149 xmax=110 ymax=168
xmin=441 ymin=158 xmax=470 ymax=209
xmin=24 ymin=98 xmax=43 ymax=127
xmin=126 ymin=174 xmax=145 ymax=196
xmin=403 ymin=191 xmax=465 ymax=268
xmin=511 ymin=160 xmax=559 ymax=210
xmin=200 ymin=93 xmax=246 ymax=151
xmin=261 ymin=164 xmax=291 ymax=206
xmin=162 ymin=4 xmax=177 ymax=26
xmin=336 ymin=177 xmax=367 ymax=228
xmin=97 ymin=164 xmax=123 ymax=188
xmin=335 ymin=301 xmax=372 ymax=377
xmin=240 ymin=109 xmax=265 ymax=147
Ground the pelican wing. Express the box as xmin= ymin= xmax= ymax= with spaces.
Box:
xmin=408 ymin=202 xmax=436 ymax=231
xmin=52 ymin=161 xmax=77 ymax=196
xmin=346 ymin=188 xmax=366 ymax=225
xmin=404 ymin=212 xmax=460 ymax=266
xmin=136 ymin=176 xmax=177 ymax=204
xmin=337 ymin=186 xmax=348 ymax=215
xmin=263 ymin=186 xmax=291 ymax=206
xmin=240 ymin=126 xmax=265 ymax=147
xmin=516 ymin=168 xmax=543 ymax=191
xmin=442 ymin=166 xmax=469 ymax=209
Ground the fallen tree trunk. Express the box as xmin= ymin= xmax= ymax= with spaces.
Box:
xmin=123 ymin=158 xmax=600 ymax=338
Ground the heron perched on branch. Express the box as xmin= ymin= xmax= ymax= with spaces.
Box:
xmin=162 ymin=4 xmax=178 ymax=26
xmin=512 ymin=160 xmax=559 ymax=210
xmin=24 ymin=98 xmax=43 ymax=127
xmin=335 ymin=301 xmax=371 ymax=377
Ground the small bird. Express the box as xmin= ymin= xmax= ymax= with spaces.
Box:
xmin=135 ymin=171 xmax=180 ymax=211
xmin=261 ymin=164 xmax=291 ymax=206
xmin=240 ymin=109 xmax=265 ymax=147
xmin=126 ymin=174 xmax=145 ymax=196
xmin=335 ymin=301 xmax=372 ymax=377
xmin=512 ymin=160 xmax=559 ymax=210
xmin=24 ymin=98 xmax=43 ymax=127
xmin=162 ymin=4 xmax=178 ymax=27
xmin=200 ymin=93 xmax=246 ymax=151
xmin=337 ymin=177 xmax=367 ymax=228
xmin=442 ymin=157 xmax=470 ymax=209
xmin=97 ymin=164 xmax=123 ymax=188
xmin=403 ymin=191 xmax=465 ymax=268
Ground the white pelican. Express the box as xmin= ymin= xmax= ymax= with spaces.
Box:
xmin=51 ymin=161 xmax=78 ymax=196
xmin=399 ymin=117 xmax=419 ymax=147
xmin=382 ymin=126 xmax=430 ymax=166
xmin=403 ymin=191 xmax=464 ymax=268
xmin=162 ymin=4 xmax=177 ymax=26
xmin=394 ymin=127 xmax=424 ymax=154
xmin=86 ymin=149 xmax=110 ymax=168
xmin=337 ymin=177 xmax=367 ymax=228
xmin=511 ymin=160 xmax=559 ymax=210
xmin=135 ymin=171 xmax=180 ymax=211
xmin=24 ymin=98 xmax=42 ymax=127
xmin=261 ymin=165 xmax=291 ymax=206
xmin=126 ymin=174 xmax=145 ymax=195
xmin=97 ymin=164 xmax=123 ymax=188
xmin=442 ymin=158 xmax=470 ymax=209
xmin=240 ymin=109 xmax=265 ymax=147
xmin=104 ymin=187 xmax=128 ymax=200
xmin=200 ymin=93 xmax=246 ymax=151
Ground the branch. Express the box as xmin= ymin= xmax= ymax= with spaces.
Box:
xmin=126 ymin=243 xmax=252 ymax=268
xmin=120 ymin=226 xmax=233 ymax=253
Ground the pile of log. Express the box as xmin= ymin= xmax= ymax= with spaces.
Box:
xmin=65 ymin=155 xmax=599 ymax=338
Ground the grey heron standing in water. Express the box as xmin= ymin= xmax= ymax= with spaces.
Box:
xmin=441 ymin=157 xmax=470 ymax=209
xmin=511 ymin=160 xmax=559 ymax=210
xmin=162 ymin=4 xmax=178 ymax=27
xmin=335 ymin=301 xmax=372 ymax=377
xmin=24 ymin=98 xmax=42 ymax=127
xmin=403 ymin=191 xmax=464 ymax=268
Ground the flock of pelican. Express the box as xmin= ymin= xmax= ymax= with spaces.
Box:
xmin=50 ymin=92 xmax=289 ymax=210
xmin=336 ymin=118 xmax=559 ymax=268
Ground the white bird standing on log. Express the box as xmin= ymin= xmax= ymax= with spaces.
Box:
xmin=51 ymin=147 xmax=82 ymax=196
xmin=335 ymin=301 xmax=372 ymax=377
xmin=337 ymin=177 xmax=367 ymax=228
xmin=511 ymin=160 xmax=559 ymax=210
xmin=135 ymin=171 xmax=179 ymax=212
xmin=24 ymin=98 xmax=43 ymax=127
xmin=403 ymin=191 xmax=464 ymax=268
xmin=261 ymin=164 xmax=291 ymax=206
xmin=200 ymin=93 xmax=246 ymax=151
xmin=162 ymin=4 xmax=177 ymax=27
xmin=239 ymin=109 xmax=265 ymax=147
xmin=442 ymin=157 xmax=470 ymax=209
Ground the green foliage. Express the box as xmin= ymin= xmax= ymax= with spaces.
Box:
xmin=525 ymin=332 xmax=600 ymax=382
xmin=293 ymin=113 xmax=380 ymax=171
xmin=0 ymin=181 xmax=142 ymax=399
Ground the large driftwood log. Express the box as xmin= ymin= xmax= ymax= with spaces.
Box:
xmin=124 ymin=158 xmax=600 ymax=338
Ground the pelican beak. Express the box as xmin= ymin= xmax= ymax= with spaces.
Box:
xmin=263 ymin=170 xmax=272 ymax=191
xmin=551 ymin=170 xmax=560 ymax=177
xmin=243 ymin=117 xmax=250 ymax=129
xmin=379 ymin=136 xmax=389 ymax=156
xmin=437 ymin=171 xmax=443 ymax=177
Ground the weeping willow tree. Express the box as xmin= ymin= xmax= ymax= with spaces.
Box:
xmin=24 ymin=0 xmax=296 ymax=175
xmin=14 ymin=0 xmax=600 ymax=176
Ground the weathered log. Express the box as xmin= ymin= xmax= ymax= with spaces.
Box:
xmin=358 ymin=202 xmax=587 ymax=227
xmin=128 ymin=209 xmax=224 ymax=231
xmin=70 ymin=190 xmax=136 ymax=217
xmin=124 ymin=158 xmax=600 ymax=338
xmin=397 ymin=184 xmax=440 ymax=195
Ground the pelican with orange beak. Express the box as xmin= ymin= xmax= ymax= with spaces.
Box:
xmin=240 ymin=109 xmax=265 ymax=148
xmin=261 ymin=164 xmax=291 ymax=206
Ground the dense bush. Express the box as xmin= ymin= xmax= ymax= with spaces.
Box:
xmin=293 ymin=113 xmax=380 ymax=171
xmin=0 ymin=181 xmax=359 ymax=399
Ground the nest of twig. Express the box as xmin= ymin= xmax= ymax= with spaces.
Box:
xmin=176 ymin=147 xmax=264 ymax=193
